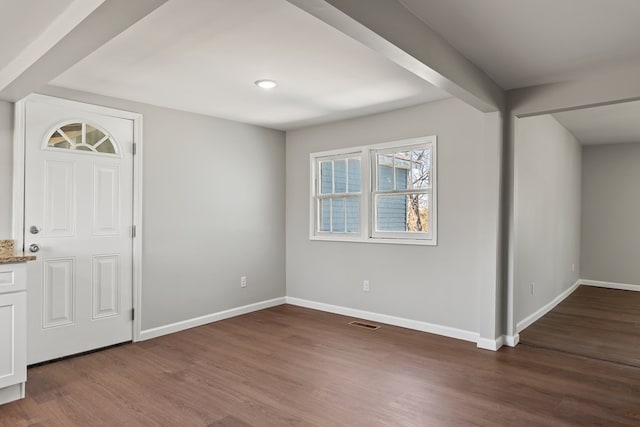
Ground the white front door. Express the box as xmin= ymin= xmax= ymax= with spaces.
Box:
xmin=23 ymin=96 xmax=135 ymax=364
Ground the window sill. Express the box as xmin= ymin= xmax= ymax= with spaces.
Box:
xmin=309 ymin=235 xmax=437 ymax=246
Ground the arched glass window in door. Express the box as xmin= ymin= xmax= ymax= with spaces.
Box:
xmin=46 ymin=122 xmax=119 ymax=155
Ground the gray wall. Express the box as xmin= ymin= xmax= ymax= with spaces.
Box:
xmin=286 ymin=98 xmax=501 ymax=335
xmin=505 ymin=65 xmax=640 ymax=336
xmin=0 ymin=100 xmax=12 ymax=237
xmin=514 ymin=115 xmax=581 ymax=327
xmin=2 ymin=86 xmax=286 ymax=331
xmin=582 ymin=142 xmax=640 ymax=285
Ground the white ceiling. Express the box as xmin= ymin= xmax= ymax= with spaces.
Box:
xmin=12 ymin=0 xmax=640 ymax=132
xmin=51 ymin=0 xmax=449 ymax=130
xmin=553 ymin=101 xmax=640 ymax=146
xmin=0 ymin=0 xmax=74 ymax=70
xmin=400 ymin=0 xmax=640 ymax=90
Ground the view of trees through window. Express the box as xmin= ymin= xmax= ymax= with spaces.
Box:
xmin=375 ymin=148 xmax=431 ymax=233
xmin=311 ymin=136 xmax=436 ymax=244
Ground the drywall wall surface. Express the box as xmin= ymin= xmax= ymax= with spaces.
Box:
xmin=286 ymin=97 xmax=500 ymax=334
xmin=21 ymin=86 xmax=286 ymax=330
xmin=514 ymin=115 xmax=581 ymax=327
xmin=0 ymin=100 xmax=12 ymax=237
xmin=581 ymin=142 xmax=640 ymax=285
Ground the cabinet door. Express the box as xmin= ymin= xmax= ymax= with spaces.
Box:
xmin=0 ymin=292 xmax=26 ymax=389
xmin=0 ymin=264 xmax=26 ymax=294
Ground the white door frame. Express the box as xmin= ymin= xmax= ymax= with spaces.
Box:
xmin=12 ymin=93 xmax=144 ymax=342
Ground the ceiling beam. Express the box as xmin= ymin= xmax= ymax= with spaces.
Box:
xmin=0 ymin=0 xmax=168 ymax=102
xmin=285 ymin=0 xmax=505 ymax=113
xmin=509 ymin=61 xmax=640 ymax=117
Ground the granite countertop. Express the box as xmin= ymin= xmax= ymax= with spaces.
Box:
xmin=0 ymin=240 xmax=36 ymax=264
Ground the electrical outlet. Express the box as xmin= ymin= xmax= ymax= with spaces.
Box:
xmin=363 ymin=280 xmax=370 ymax=292
xmin=530 ymin=282 xmax=535 ymax=295
xmin=240 ymin=276 xmax=247 ymax=288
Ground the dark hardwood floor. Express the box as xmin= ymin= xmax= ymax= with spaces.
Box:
xmin=2 ymin=302 xmax=640 ymax=426
xmin=520 ymin=285 xmax=640 ymax=367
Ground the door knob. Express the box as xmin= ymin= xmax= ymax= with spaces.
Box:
xmin=29 ymin=244 xmax=40 ymax=253
xmin=30 ymin=225 xmax=42 ymax=234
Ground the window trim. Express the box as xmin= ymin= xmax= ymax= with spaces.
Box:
xmin=316 ymin=152 xmax=364 ymax=235
xmin=309 ymin=136 xmax=437 ymax=246
xmin=370 ymin=140 xmax=436 ymax=242
xmin=310 ymin=149 xmax=366 ymax=241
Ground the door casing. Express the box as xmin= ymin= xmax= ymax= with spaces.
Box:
xmin=12 ymin=93 xmax=144 ymax=342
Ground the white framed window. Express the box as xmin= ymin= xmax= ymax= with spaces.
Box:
xmin=311 ymin=151 xmax=364 ymax=239
xmin=45 ymin=121 xmax=119 ymax=156
xmin=371 ymin=141 xmax=435 ymax=241
xmin=310 ymin=136 xmax=437 ymax=245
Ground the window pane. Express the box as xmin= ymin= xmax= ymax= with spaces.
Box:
xmin=346 ymin=197 xmax=359 ymax=233
xmin=59 ymin=123 xmax=82 ymax=145
xmin=95 ymin=139 xmax=116 ymax=154
xmin=331 ymin=198 xmax=345 ymax=232
xmin=410 ymin=148 xmax=430 ymax=190
xmin=48 ymin=130 xmax=70 ymax=148
xmin=377 ymin=161 xmax=394 ymax=191
xmin=376 ymin=194 xmax=407 ymax=231
xmin=376 ymin=193 xmax=429 ymax=232
xmin=394 ymin=152 xmax=410 ymax=190
xmin=395 ymin=167 xmax=408 ymax=190
xmin=348 ymin=158 xmax=360 ymax=192
xmin=86 ymin=124 xmax=106 ymax=146
xmin=394 ymin=152 xmax=411 ymax=168
xmin=334 ymin=159 xmax=346 ymax=193
xmin=406 ymin=193 xmax=429 ymax=232
xmin=320 ymin=161 xmax=333 ymax=194
xmin=319 ymin=199 xmax=331 ymax=232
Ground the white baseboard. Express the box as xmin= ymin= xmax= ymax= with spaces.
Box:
xmin=516 ymin=280 xmax=580 ymax=333
xmin=580 ymin=279 xmax=640 ymax=292
xmin=477 ymin=335 xmax=505 ymax=351
xmin=137 ymin=295 xmax=504 ymax=352
xmin=138 ymin=297 xmax=286 ymax=341
xmin=504 ymin=334 xmax=520 ymax=347
xmin=0 ymin=382 xmax=25 ymax=405
xmin=285 ymin=296 xmax=480 ymax=344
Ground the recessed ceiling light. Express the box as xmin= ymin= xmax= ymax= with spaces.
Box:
xmin=255 ymin=79 xmax=277 ymax=89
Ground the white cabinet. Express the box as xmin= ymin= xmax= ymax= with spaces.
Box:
xmin=0 ymin=263 xmax=27 ymax=405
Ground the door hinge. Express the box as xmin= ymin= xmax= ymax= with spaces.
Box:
xmin=131 ymin=308 xmax=135 ymax=321
xmin=132 ymin=143 xmax=137 ymax=155
xmin=132 ymin=225 xmax=137 ymax=238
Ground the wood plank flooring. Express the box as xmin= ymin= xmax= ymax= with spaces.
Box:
xmin=1 ymin=302 xmax=640 ymax=426
xmin=520 ymin=285 xmax=640 ymax=367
